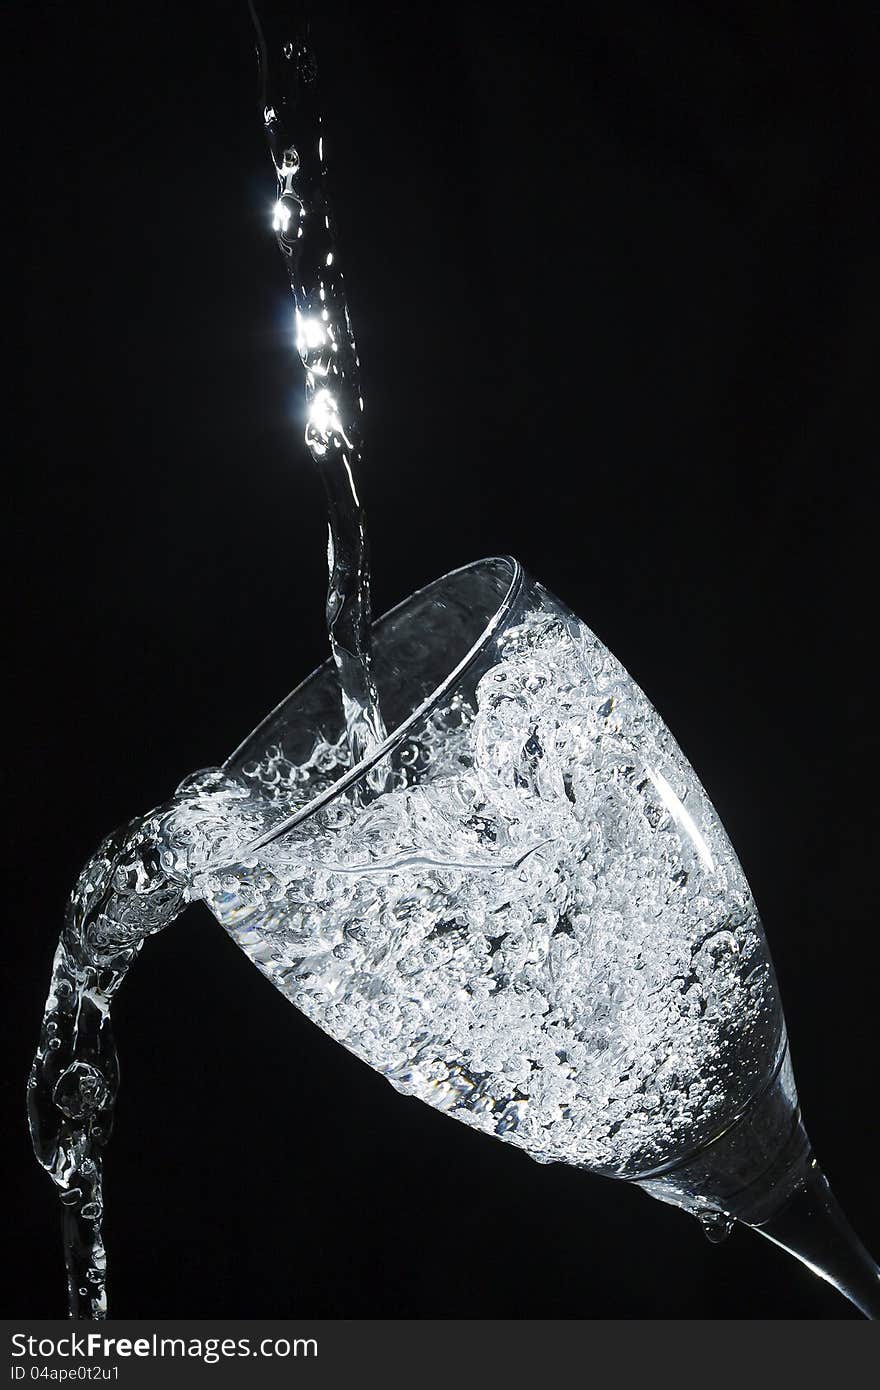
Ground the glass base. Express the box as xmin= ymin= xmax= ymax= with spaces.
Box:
xmin=633 ymin=1047 xmax=880 ymax=1316
xmin=635 ymin=1046 xmax=808 ymax=1225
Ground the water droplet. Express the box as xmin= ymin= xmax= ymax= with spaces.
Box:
xmin=697 ymin=1208 xmax=735 ymax=1244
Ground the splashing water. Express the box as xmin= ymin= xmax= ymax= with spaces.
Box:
xmin=29 ymin=598 xmax=785 ymax=1315
xmin=215 ymin=608 xmax=783 ymax=1179
xmin=27 ymin=9 xmax=786 ymax=1321
xmin=29 ymin=4 xmax=392 ymax=1316
xmin=26 ymin=773 xmax=246 ymax=1318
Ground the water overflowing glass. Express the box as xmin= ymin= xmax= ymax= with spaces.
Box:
xmin=28 ymin=3 xmax=879 ymax=1322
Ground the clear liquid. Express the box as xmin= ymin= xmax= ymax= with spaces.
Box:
xmin=212 ymin=608 xmax=783 ymax=1177
xmin=28 ymin=11 xmax=787 ymax=1318
xmin=29 ymin=600 xmax=785 ymax=1314
xmin=29 ymin=10 xmax=389 ymax=1315
xmin=29 ymin=603 xmax=786 ymax=1312
xmin=252 ymin=2 xmax=386 ymax=766
xmin=26 ymin=773 xmax=246 ymax=1317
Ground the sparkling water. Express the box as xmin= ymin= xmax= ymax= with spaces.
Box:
xmin=28 ymin=10 xmax=783 ymax=1319
xmin=204 ymin=606 xmax=782 ymax=1177
xmin=29 ymin=596 xmax=783 ymax=1313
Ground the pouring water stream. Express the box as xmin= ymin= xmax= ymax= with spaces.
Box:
xmin=27 ymin=3 xmax=879 ymax=1320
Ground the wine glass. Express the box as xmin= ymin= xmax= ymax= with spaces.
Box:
xmin=165 ymin=554 xmax=876 ymax=1316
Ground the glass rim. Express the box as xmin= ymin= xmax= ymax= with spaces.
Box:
xmin=227 ymin=555 xmax=524 ymax=851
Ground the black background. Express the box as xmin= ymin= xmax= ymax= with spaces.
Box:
xmin=6 ymin=1 xmax=879 ymax=1318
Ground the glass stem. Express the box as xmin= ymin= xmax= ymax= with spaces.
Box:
xmin=748 ymin=1156 xmax=880 ymax=1318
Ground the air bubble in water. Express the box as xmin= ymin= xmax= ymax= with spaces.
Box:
xmin=52 ymin=1062 xmax=109 ymax=1121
